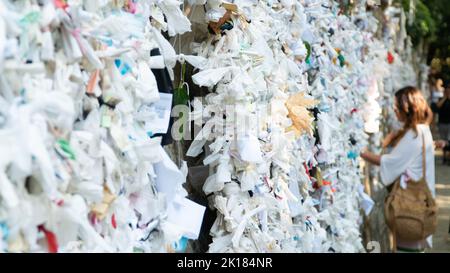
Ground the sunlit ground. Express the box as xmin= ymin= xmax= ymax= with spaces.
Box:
xmin=428 ymin=150 xmax=450 ymax=253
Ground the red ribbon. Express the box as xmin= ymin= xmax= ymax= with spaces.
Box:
xmin=387 ymin=52 xmax=394 ymax=64
xmin=111 ymin=214 xmax=117 ymax=229
xmin=38 ymin=225 xmax=58 ymax=253
xmin=89 ymin=213 xmax=97 ymax=226
xmin=304 ymin=163 xmax=312 ymax=180
xmin=53 ymin=0 xmax=69 ymax=10
xmin=126 ymin=0 xmax=137 ymax=14
xmin=313 ymin=180 xmax=335 ymax=192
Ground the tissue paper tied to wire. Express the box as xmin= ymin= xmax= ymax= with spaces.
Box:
xmin=185 ymin=0 xmax=413 ymax=253
xmin=0 ymin=0 xmax=205 ymax=253
xmin=0 ymin=0 xmax=417 ymax=253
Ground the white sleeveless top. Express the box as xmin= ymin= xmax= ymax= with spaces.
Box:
xmin=380 ymin=124 xmax=435 ymax=197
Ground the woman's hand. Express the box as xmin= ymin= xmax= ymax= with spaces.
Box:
xmin=435 ymin=140 xmax=448 ymax=149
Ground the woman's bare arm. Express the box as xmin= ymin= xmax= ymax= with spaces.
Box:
xmin=360 ymin=150 xmax=381 ymax=166
xmin=437 ymin=97 xmax=446 ymax=109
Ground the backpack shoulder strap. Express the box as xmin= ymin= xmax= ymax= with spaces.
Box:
xmin=421 ymin=132 xmax=426 ymax=180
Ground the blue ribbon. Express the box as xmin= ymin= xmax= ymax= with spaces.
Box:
xmin=347 ymin=151 xmax=358 ymax=160
xmin=173 ymin=236 xmax=189 ymax=253
xmin=0 ymin=222 xmax=9 ymax=241
xmin=115 ymin=59 xmax=131 ymax=75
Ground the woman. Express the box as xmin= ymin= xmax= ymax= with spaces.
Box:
xmin=361 ymin=86 xmax=435 ymax=253
xmin=431 ymin=78 xmax=444 ymax=109
xmin=437 ymin=84 xmax=450 ymax=163
xmin=430 ymin=78 xmax=444 ymax=132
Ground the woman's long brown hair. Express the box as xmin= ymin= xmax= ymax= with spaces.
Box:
xmin=388 ymin=86 xmax=433 ymax=147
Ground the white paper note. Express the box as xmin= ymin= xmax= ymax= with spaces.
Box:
xmin=167 ymin=198 xmax=206 ymax=240
xmin=144 ymin=93 xmax=173 ymax=136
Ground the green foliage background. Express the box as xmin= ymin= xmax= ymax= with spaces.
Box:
xmin=397 ymin=0 xmax=438 ymax=45
xmin=395 ymin=0 xmax=450 ymax=81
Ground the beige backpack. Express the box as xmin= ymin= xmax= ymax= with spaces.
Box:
xmin=384 ymin=133 xmax=438 ymax=250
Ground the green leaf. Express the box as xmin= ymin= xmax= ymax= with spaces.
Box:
xmin=174 ymin=85 xmax=189 ymax=106
xmin=57 ymin=139 xmax=76 ymax=160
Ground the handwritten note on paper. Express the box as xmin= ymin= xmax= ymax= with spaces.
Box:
xmin=144 ymin=93 xmax=173 ymax=135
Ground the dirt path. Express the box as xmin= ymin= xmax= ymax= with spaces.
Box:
xmin=428 ymin=150 xmax=450 ymax=253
